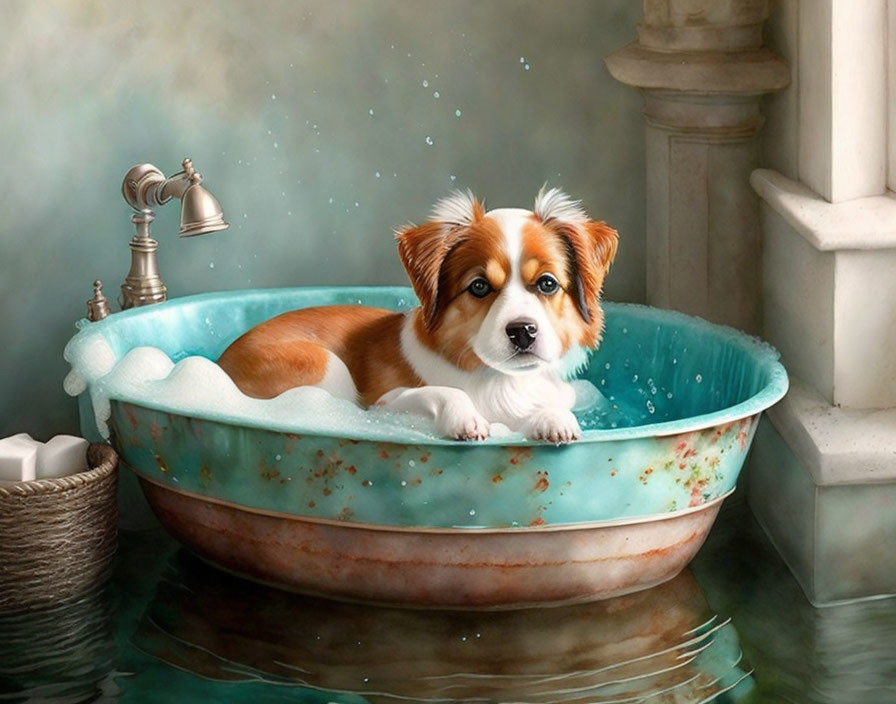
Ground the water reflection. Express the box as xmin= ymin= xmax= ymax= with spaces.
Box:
xmin=694 ymin=494 xmax=896 ymax=704
xmin=0 ymin=587 xmax=118 ymax=703
xmin=132 ymin=551 xmax=754 ymax=703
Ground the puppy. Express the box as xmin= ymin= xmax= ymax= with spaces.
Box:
xmin=217 ymin=187 xmax=617 ymax=442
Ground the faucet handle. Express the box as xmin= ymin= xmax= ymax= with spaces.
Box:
xmin=87 ymin=280 xmax=112 ymax=321
xmin=182 ymin=158 xmax=202 ymax=185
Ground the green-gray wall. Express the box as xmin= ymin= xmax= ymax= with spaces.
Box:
xmin=0 ymin=0 xmax=644 ymax=441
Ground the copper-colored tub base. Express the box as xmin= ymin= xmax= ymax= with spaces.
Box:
xmin=138 ymin=476 xmax=726 ymax=610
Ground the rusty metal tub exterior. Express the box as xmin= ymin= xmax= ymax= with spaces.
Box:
xmin=66 ymin=287 xmax=788 ymax=608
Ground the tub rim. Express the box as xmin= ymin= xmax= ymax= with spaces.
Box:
xmin=87 ymin=286 xmax=788 ymax=446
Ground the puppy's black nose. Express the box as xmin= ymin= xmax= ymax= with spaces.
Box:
xmin=506 ymin=320 xmax=538 ymax=351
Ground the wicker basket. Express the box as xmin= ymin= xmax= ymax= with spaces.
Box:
xmin=0 ymin=443 xmax=118 ymax=612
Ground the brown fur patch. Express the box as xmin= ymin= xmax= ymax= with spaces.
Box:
xmin=522 ymin=217 xmax=618 ymax=349
xmin=409 ymin=215 xmax=511 ymax=371
xmin=521 ymin=220 xmax=590 ymax=351
xmin=218 ymin=306 xmax=422 ymax=405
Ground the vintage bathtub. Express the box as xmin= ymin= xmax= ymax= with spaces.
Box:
xmin=65 ymin=287 xmax=788 ymax=608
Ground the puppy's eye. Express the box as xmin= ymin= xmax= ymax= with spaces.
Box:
xmin=535 ymin=274 xmax=559 ymax=296
xmin=467 ymin=278 xmax=492 ymax=298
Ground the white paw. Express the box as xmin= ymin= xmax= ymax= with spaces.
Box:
xmin=521 ymin=408 xmax=582 ymax=444
xmin=439 ymin=403 xmax=490 ymax=441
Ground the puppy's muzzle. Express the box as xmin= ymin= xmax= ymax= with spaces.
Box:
xmin=505 ymin=320 xmax=538 ymax=352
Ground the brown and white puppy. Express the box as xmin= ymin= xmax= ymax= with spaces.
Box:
xmin=217 ymin=187 xmax=617 ymax=442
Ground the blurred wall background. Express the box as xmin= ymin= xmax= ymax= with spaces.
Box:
xmin=0 ymin=0 xmax=644 ymax=440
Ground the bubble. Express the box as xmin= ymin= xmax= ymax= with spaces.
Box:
xmin=604 ymin=362 xmax=611 ymax=370
xmin=271 ymin=93 xmax=276 ymax=100
xmin=646 ymin=400 xmax=655 ymax=414
xmin=696 ymin=374 xmax=703 ymax=383
xmin=422 ymin=79 xmax=429 ymax=88
xmin=455 ymin=109 xmax=462 ymax=117
xmin=209 ymin=262 xmax=214 ymax=269
xmin=425 ymin=136 xmax=434 ymax=146
xmin=469 ymin=509 xmax=476 ymax=516
xmin=368 ymin=108 xmax=374 ymax=115
xmin=433 ymin=91 xmax=440 ymax=98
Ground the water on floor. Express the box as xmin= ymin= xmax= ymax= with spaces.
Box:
xmin=1 ymin=490 xmax=895 ymax=703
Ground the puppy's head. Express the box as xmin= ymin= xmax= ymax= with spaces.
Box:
xmin=396 ymin=187 xmax=618 ymax=375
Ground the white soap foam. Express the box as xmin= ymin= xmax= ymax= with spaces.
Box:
xmin=569 ymin=379 xmax=609 ymax=413
xmin=63 ymin=335 xmax=615 ymax=443
xmin=68 ymin=345 xmax=452 ymax=442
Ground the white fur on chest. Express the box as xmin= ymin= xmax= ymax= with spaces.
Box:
xmin=399 ymin=313 xmax=576 ymax=428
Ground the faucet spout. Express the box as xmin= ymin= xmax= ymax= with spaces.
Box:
xmin=116 ymin=157 xmax=228 ymax=310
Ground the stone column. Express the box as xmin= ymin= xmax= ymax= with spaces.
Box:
xmin=605 ymin=0 xmax=788 ymax=333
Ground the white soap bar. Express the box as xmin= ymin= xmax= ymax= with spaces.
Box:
xmin=0 ymin=434 xmax=39 ymax=482
xmin=36 ymin=435 xmax=89 ymax=479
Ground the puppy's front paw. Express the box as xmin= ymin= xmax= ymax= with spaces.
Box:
xmin=522 ymin=408 xmax=581 ymax=444
xmin=439 ymin=403 xmax=490 ymax=441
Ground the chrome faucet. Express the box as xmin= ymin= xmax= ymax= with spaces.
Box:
xmin=113 ymin=158 xmax=229 ymax=312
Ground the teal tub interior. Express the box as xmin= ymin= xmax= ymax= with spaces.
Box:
xmin=65 ymin=286 xmax=788 ymax=530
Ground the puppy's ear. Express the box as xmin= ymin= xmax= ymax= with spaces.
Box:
xmin=534 ymin=186 xmax=618 ymax=325
xmin=396 ymin=222 xmax=451 ymax=327
xmin=559 ymin=220 xmax=618 ymax=325
xmin=585 ymin=220 xmax=619 ymax=279
xmin=396 ymin=190 xmax=484 ymax=328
